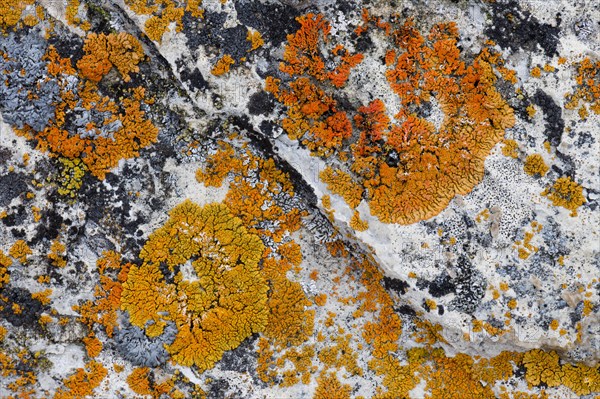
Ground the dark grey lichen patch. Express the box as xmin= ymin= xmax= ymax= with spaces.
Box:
xmin=0 ymin=287 xmax=46 ymax=328
xmin=247 ymin=91 xmax=274 ymax=116
xmin=234 ymin=0 xmax=301 ymax=46
xmin=533 ymin=89 xmax=564 ymax=147
xmin=176 ymin=59 xmax=209 ymax=92
xmin=485 ymin=0 xmax=560 ymax=57
xmin=448 ymin=255 xmax=486 ymax=314
xmin=0 ymin=173 xmax=28 ymax=208
xmin=219 ymin=333 xmax=259 ymax=374
xmin=0 ymin=30 xmax=58 ymax=132
xmin=182 ymin=11 xmax=250 ymax=61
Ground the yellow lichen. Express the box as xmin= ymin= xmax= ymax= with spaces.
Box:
xmin=313 ymin=372 xmax=351 ymax=399
xmin=349 ymin=210 xmax=369 ymax=231
xmin=247 ymin=29 xmax=264 ymax=51
xmin=542 ymin=176 xmax=586 ymax=216
xmin=523 ymin=349 xmax=564 ymax=388
xmin=53 ymin=361 xmax=107 ymax=399
xmin=211 ymin=54 xmax=235 ymax=76
xmin=0 ymin=0 xmax=34 ymax=30
xmin=502 ymin=139 xmax=519 ymax=158
xmin=524 ymin=154 xmax=549 ymax=177
xmin=9 ymin=240 xmax=31 ymax=263
xmin=121 ymin=200 xmax=268 ymax=370
xmin=565 ymin=57 xmax=600 ymax=116
xmin=0 ymin=250 xmax=11 ymax=289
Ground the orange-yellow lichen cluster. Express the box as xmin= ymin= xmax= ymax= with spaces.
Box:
xmin=197 ymin=141 xmax=305 ymax=243
xmin=77 ymin=32 xmax=144 ymax=82
xmin=514 ymin=221 xmax=542 ymax=260
xmin=0 ymin=250 xmax=11 ymax=289
xmin=120 ymin=200 xmax=268 ymax=369
xmin=247 ymin=29 xmax=264 ymax=51
xmin=66 ymin=0 xmax=90 ymax=31
xmin=313 ymin=372 xmax=351 ymax=399
xmin=542 ymin=176 xmax=586 ymax=216
xmin=523 ymin=349 xmax=600 ymax=396
xmin=524 ymin=154 xmax=549 ymax=177
xmin=74 ymin=250 xmax=131 ymax=338
xmin=196 ymin=140 xmax=316 ymax=382
xmin=53 ymin=361 xmax=107 ymax=399
xmin=319 ymin=166 xmax=363 ymax=209
xmin=265 ymin=13 xmax=363 ymax=156
xmin=14 ymin=43 xmax=158 ymax=181
xmin=211 ymin=54 xmax=235 ymax=76
xmin=565 ymin=57 xmax=600 ymax=117
xmin=502 ymin=138 xmax=520 ymax=158
xmin=124 ymin=0 xmax=204 ymax=42
xmin=269 ymin=14 xmax=515 ymax=224
xmin=0 ymin=0 xmax=35 ymax=30
xmin=8 ymin=240 xmax=31 ymax=264
xmin=126 ymin=367 xmax=185 ymax=398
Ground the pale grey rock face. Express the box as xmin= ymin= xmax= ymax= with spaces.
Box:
xmin=0 ymin=0 xmax=598 ymax=398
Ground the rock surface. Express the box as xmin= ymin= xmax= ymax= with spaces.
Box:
xmin=0 ymin=0 xmax=598 ymax=398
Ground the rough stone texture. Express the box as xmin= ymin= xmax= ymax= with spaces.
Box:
xmin=0 ymin=0 xmax=598 ymax=398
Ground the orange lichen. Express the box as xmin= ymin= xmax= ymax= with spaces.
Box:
xmin=127 ymin=367 xmax=152 ymax=396
xmin=313 ymin=372 xmax=351 ymax=399
xmin=74 ymin=251 xmax=130 ymax=337
xmin=82 ymin=334 xmax=103 ymax=358
xmin=542 ymin=176 xmax=586 ymax=216
xmin=48 ymin=239 xmax=67 ymax=268
xmin=0 ymin=250 xmax=11 ymax=289
xmin=266 ymin=13 xmax=362 ymax=156
xmin=12 ymin=46 xmax=159 ymax=182
xmin=320 ymin=167 xmax=363 ymax=209
xmin=31 ymin=289 xmax=52 ymax=305
xmin=77 ymin=32 xmax=144 ymax=82
xmin=198 ymin=142 xmax=306 ymax=243
xmin=211 ymin=54 xmax=235 ymax=76
xmin=349 ymin=210 xmax=369 ymax=231
xmin=524 ymin=154 xmax=549 ymax=177
xmin=270 ymin=15 xmax=514 ymax=224
xmin=121 ymin=200 xmax=268 ymax=369
xmin=53 ymin=361 xmax=108 ymax=399
xmin=9 ymin=240 xmax=31 ymax=263
xmin=247 ymin=29 xmax=264 ymax=51
xmin=314 ymin=293 xmax=327 ymax=306
xmin=262 ymin=257 xmax=314 ymax=349
xmin=565 ymin=57 xmax=600 ymax=116
xmin=266 ymin=76 xmax=354 ymax=156
xmin=522 ymin=349 xmax=564 ymax=388
xmin=530 ymin=66 xmax=541 ymax=78
xmin=279 ymin=13 xmax=363 ymax=86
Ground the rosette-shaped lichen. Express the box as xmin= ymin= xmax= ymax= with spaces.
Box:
xmin=269 ymin=14 xmax=516 ymax=225
xmin=121 ymin=200 xmax=269 ymax=370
